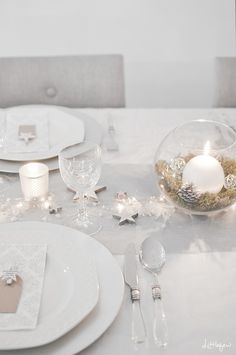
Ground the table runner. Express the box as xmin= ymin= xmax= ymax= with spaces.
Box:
xmin=1 ymin=163 xmax=236 ymax=255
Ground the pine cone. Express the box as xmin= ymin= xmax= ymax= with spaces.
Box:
xmin=177 ymin=183 xmax=201 ymax=205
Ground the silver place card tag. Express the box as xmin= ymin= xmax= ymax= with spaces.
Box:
xmin=18 ymin=124 xmax=36 ymax=144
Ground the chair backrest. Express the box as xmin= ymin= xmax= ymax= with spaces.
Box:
xmin=0 ymin=54 xmax=125 ymax=108
xmin=214 ymin=57 xmax=236 ymax=107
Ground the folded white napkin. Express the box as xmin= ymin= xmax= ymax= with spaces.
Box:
xmin=0 ymin=244 xmax=47 ymax=330
xmin=5 ymin=112 xmax=49 ymax=153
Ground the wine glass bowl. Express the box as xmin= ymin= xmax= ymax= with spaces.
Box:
xmin=59 ymin=142 xmax=101 ymax=192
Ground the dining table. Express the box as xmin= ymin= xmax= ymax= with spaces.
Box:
xmin=0 ymin=107 xmax=236 ymax=355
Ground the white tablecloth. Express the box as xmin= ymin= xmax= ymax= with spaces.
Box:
xmin=81 ymin=107 xmax=236 ymax=165
xmin=1 ymin=107 xmax=236 ymax=355
xmin=81 ymin=108 xmax=236 ymax=355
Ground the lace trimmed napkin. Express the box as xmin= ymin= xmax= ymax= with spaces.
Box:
xmin=5 ymin=112 xmax=49 ymax=153
xmin=0 ymin=244 xmax=47 ymax=330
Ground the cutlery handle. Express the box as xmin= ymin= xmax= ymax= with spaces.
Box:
xmin=131 ymin=289 xmax=146 ymax=343
xmin=152 ymin=285 xmax=168 ymax=347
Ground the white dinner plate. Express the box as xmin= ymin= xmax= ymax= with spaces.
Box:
xmin=0 ymin=110 xmax=102 ymax=173
xmin=0 ymin=222 xmax=124 ymax=355
xmin=0 ymin=222 xmax=99 ymax=350
xmin=0 ymin=107 xmax=85 ymax=161
xmin=0 ymin=157 xmax=59 ymax=173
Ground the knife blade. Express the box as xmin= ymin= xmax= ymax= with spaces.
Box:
xmin=124 ymin=243 xmax=146 ymax=343
xmin=124 ymin=243 xmax=139 ymax=289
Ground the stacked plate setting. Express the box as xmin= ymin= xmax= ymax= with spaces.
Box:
xmin=0 ymin=222 xmax=124 ymax=354
xmin=0 ymin=106 xmax=102 ymax=173
xmin=0 ymin=106 xmax=124 ymax=353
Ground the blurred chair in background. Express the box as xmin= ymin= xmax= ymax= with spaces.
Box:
xmin=0 ymin=54 xmax=125 ymax=108
xmin=214 ymin=57 xmax=236 ymax=107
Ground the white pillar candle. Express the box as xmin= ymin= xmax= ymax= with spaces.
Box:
xmin=182 ymin=154 xmax=225 ymax=194
xmin=19 ymin=162 xmax=49 ymax=201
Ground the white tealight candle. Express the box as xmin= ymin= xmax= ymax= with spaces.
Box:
xmin=182 ymin=154 xmax=225 ymax=194
xmin=19 ymin=162 xmax=49 ymax=201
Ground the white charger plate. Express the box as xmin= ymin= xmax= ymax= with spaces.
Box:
xmin=0 ymin=222 xmax=124 ymax=355
xmin=0 ymin=110 xmax=102 ymax=173
xmin=0 ymin=222 xmax=99 ymax=350
xmin=0 ymin=107 xmax=85 ymax=161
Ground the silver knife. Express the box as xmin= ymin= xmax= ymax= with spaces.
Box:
xmin=124 ymin=243 xmax=146 ymax=343
xmin=106 ymin=114 xmax=119 ymax=151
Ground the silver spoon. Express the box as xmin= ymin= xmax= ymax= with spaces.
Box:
xmin=139 ymin=237 xmax=168 ymax=347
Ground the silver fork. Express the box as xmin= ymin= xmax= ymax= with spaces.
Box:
xmin=105 ymin=114 xmax=119 ymax=152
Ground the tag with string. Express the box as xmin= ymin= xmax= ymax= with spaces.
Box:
xmin=18 ymin=125 xmax=36 ymax=144
xmin=0 ymin=268 xmax=22 ymax=313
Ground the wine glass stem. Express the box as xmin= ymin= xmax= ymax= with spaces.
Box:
xmin=77 ymin=192 xmax=89 ymax=224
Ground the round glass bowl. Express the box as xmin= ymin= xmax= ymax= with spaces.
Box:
xmin=154 ymin=120 xmax=236 ymax=215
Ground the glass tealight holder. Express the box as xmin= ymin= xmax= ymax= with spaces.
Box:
xmin=19 ymin=162 xmax=49 ymax=201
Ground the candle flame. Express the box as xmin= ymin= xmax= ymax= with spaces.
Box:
xmin=203 ymin=141 xmax=210 ymax=155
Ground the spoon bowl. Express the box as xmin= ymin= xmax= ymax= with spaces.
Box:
xmin=139 ymin=236 xmax=166 ymax=274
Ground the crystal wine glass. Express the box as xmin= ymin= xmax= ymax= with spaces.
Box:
xmin=59 ymin=141 xmax=102 ymax=235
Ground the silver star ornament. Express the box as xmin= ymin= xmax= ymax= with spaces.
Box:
xmin=73 ymin=185 xmax=107 ymax=202
xmin=113 ymin=211 xmax=138 ymax=225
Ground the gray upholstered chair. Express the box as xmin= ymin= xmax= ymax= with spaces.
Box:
xmin=214 ymin=57 xmax=236 ymax=107
xmin=0 ymin=54 xmax=125 ymax=108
